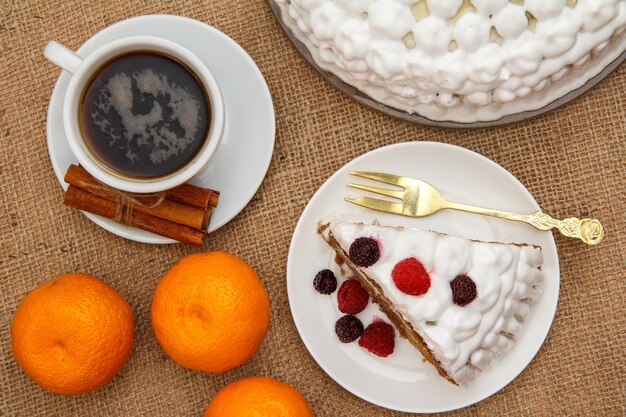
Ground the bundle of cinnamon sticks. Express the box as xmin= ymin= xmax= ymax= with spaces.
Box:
xmin=62 ymin=164 xmax=219 ymax=247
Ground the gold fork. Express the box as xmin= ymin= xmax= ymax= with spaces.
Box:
xmin=346 ymin=171 xmax=604 ymax=245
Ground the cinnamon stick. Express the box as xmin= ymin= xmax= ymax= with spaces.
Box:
xmin=63 ymin=186 xmax=205 ymax=247
xmin=167 ymin=183 xmax=220 ymax=209
xmin=64 ymin=165 xmax=207 ymax=230
xmin=202 ymin=208 xmax=212 ymax=231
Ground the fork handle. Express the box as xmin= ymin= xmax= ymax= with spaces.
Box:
xmin=446 ymin=202 xmax=604 ymax=245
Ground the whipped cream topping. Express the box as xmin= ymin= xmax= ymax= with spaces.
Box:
xmin=325 ymin=220 xmax=544 ymax=385
xmin=274 ymin=0 xmax=626 ymax=122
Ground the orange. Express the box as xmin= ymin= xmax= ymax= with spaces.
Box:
xmin=11 ymin=273 xmax=134 ymax=395
xmin=151 ymin=252 xmax=270 ymax=372
xmin=203 ymin=376 xmax=314 ymax=417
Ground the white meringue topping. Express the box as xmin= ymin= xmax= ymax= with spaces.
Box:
xmin=274 ymin=0 xmax=626 ymax=122
xmin=324 ymin=220 xmax=544 ymax=385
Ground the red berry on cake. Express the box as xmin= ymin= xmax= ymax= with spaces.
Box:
xmin=348 ymin=237 xmax=380 ymax=267
xmin=337 ymin=279 xmax=369 ymax=315
xmin=450 ymin=275 xmax=477 ymax=307
xmin=392 ymin=257 xmax=431 ymax=296
xmin=358 ymin=321 xmax=395 ymax=357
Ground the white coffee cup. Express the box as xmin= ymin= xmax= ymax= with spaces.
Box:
xmin=44 ymin=36 xmax=224 ymax=193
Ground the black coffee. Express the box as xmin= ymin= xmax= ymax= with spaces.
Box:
xmin=80 ymin=53 xmax=210 ymax=178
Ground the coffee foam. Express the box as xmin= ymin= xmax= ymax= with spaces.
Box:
xmin=91 ymin=69 xmax=201 ymax=165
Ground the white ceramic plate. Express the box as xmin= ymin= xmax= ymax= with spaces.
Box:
xmin=47 ymin=15 xmax=275 ymax=243
xmin=287 ymin=142 xmax=560 ymax=413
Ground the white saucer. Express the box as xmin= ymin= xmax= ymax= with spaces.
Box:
xmin=47 ymin=15 xmax=275 ymax=244
xmin=287 ymin=142 xmax=560 ymax=413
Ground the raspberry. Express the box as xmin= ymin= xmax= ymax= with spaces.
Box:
xmin=337 ymin=279 xmax=369 ymax=314
xmin=335 ymin=315 xmax=364 ymax=343
xmin=391 ymin=258 xmax=431 ymax=296
xmin=450 ymin=275 xmax=477 ymax=306
xmin=313 ymin=269 xmax=337 ymax=295
xmin=358 ymin=321 xmax=395 ymax=357
xmin=349 ymin=237 xmax=380 ymax=267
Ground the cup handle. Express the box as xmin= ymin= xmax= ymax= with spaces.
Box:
xmin=44 ymin=41 xmax=83 ymax=74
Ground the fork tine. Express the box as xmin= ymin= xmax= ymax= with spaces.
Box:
xmin=347 ymin=182 xmax=404 ymax=200
xmin=350 ymin=171 xmax=407 ymax=187
xmin=345 ymin=196 xmax=404 ymax=215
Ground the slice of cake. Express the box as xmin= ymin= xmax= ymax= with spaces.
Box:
xmin=319 ymin=219 xmax=544 ymax=385
xmin=274 ymin=0 xmax=626 ymax=122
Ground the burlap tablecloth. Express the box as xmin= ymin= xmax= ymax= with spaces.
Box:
xmin=1 ymin=1 xmax=624 ymax=416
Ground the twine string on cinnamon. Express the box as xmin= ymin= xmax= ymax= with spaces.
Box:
xmin=80 ymin=180 xmax=167 ymax=225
